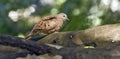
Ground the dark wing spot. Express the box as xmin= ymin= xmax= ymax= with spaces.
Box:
xmin=33 ymin=29 xmax=42 ymax=33
xmin=44 ymin=17 xmax=56 ymax=21
xmin=49 ymin=17 xmax=56 ymax=20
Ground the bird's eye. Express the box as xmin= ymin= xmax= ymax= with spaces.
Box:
xmin=63 ymin=15 xmax=66 ymax=17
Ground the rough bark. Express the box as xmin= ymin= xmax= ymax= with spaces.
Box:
xmin=0 ymin=29 xmax=120 ymax=59
xmin=38 ymin=24 xmax=120 ymax=48
xmin=0 ymin=35 xmax=50 ymax=59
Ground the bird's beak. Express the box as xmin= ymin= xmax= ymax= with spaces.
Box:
xmin=66 ymin=18 xmax=69 ymax=21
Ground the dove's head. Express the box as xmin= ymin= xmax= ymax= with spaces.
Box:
xmin=57 ymin=13 xmax=69 ymax=21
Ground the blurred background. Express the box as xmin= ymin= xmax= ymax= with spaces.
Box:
xmin=0 ymin=0 xmax=120 ymax=37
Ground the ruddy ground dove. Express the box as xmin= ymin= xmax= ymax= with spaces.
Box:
xmin=25 ymin=13 xmax=68 ymax=39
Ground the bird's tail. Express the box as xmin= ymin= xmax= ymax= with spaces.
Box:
xmin=25 ymin=30 xmax=34 ymax=40
xmin=24 ymin=32 xmax=33 ymax=40
xmin=24 ymin=29 xmax=39 ymax=40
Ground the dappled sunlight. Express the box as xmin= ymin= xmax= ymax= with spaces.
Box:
xmin=50 ymin=8 xmax=59 ymax=14
xmin=18 ymin=33 xmax=25 ymax=38
xmin=88 ymin=5 xmax=103 ymax=26
xmin=100 ymin=0 xmax=120 ymax=12
xmin=101 ymin=0 xmax=110 ymax=6
xmin=28 ymin=16 xmax=41 ymax=24
xmin=87 ymin=0 xmax=120 ymax=26
xmin=72 ymin=8 xmax=80 ymax=16
xmin=8 ymin=4 xmax=36 ymax=22
xmin=23 ymin=4 xmax=36 ymax=17
xmin=40 ymin=0 xmax=55 ymax=6
xmin=8 ymin=11 xmax=19 ymax=22
xmin=110 ymin=0 xmax=120 ymax=12
xmin=56 ymin=0 xmax=66 ymax=6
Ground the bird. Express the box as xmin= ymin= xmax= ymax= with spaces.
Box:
xmin=25 ymin=13 xmax=68 ymax=40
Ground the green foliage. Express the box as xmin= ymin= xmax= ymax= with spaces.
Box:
xmin=0 ymin=0 xmax=120 ymax=36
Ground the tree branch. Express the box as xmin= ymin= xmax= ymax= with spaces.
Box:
xmin=0 ymin=30 xmax=120 ymax=59
xmin=0 ymin=35 xmax=50 ymax=58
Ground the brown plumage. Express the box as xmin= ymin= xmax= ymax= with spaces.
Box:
xmin=25 ymin=13 xmax=68 ymax=39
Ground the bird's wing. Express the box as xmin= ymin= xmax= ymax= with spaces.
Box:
xmin=33 ymin=19 xmax=57 ymax=31
xmin=33 ymin=20 xmax=45 ymax=30
xmin=42 ymin=15 xmax=57 ymax=21
xmin=30 ymin=15 xmax=58 ymax=34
